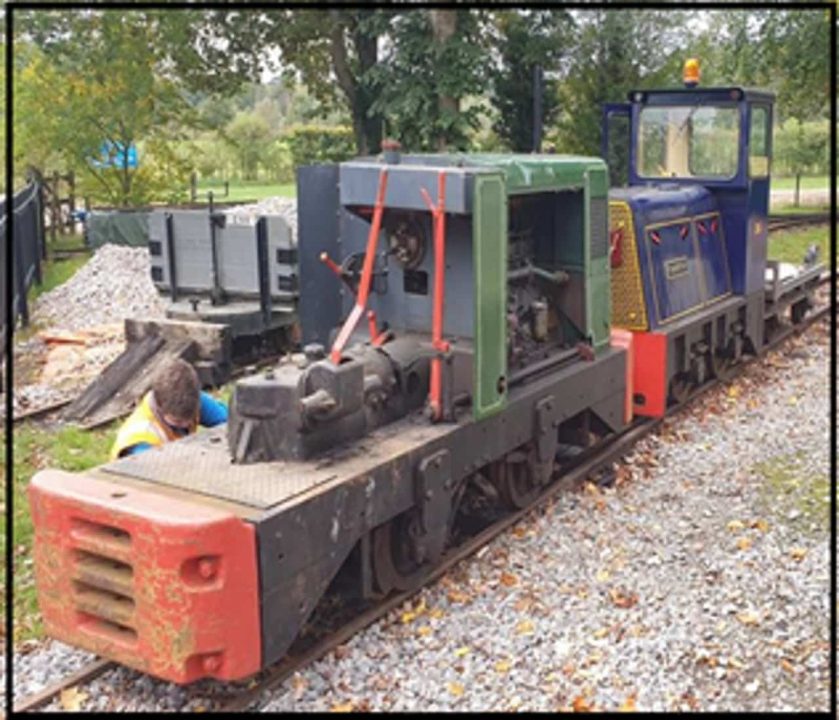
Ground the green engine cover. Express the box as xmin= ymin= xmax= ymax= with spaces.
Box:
xmin=472 ymin=172 xmax=508 ymax=420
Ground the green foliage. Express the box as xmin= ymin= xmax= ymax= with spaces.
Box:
xmin=371 ymin=10 xmax=488 ymax=152
xmin=15 ymin=12 xmax=198 ymax=206
xmin=283 ymin=125 xmax=356 ymax=168
xmin=552 ymin=10 xmax=694 ymax=157
xmin=224 ymin=111 xmax=276 ymax=181
xmin=773 ymin=119 xmax=830 ymax=178
xmin=488 ymin=10 xmax=572 ymax=152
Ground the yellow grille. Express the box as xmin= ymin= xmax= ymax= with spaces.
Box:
xmin=609 ymin=201 xmax=648 ymax=331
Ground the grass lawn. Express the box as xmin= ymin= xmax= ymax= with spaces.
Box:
xmin=769 ymin=205 xmax=829 ymax=217
xmin=193 ymin=180 xmax=296 ymax=203
xmin=767 ymin=224 xmax=832 ymax=265
xmin=771 ymin=175 xmax=832 ymax=192
xmin=5 ymin=422 xmax=119 ymax=644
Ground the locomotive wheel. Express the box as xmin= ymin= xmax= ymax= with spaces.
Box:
xmin=791 ymin=299 xmax=810 ymax=325
xmin=668 ymin=373 xmax=693 ymax=405
xmin=711 ymin=351 xmax=736 ymax=382
xmin=372 ymin=512 xmax=428 ymax=594
xmin=492 ymin=450 xmax=541 ymax=510
xmin=372 ymin=479 xmax=467 ymax=594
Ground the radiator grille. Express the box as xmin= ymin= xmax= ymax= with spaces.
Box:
xmin=609 ymin=201 xmax=648 ymax=331
xmin=589 ymin=197 xmax=608 ymax=259
xmin=69 ymin=520 xmax=138 ymax=646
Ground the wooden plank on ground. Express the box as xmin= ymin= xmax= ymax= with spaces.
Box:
xmin=63 ymin=334 xmax=165 ymax=420
xmin=74 ymin=337 xmax=199 ymax=429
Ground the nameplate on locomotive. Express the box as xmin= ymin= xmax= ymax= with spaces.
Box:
xmin=665 ymin=257 xmax=690 ymax=280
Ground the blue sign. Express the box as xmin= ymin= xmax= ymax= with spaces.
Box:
xmin=90 ymin=141 xmax=138 ymax=169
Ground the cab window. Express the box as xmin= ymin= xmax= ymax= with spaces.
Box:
xmin=638 ymin=104 xmax=740 ymax=180
xmin=748 ymin=105 xmax=770 ymax=178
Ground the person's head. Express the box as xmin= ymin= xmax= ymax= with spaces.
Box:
xmin=151 ymin=359 xmax=200 ymax=435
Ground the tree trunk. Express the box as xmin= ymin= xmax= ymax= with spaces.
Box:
xmin=354 ymin=26 xmax=383 ymax=156
xmin=429 ymin=10 xmax=458 ymax=151
xmin=328 ymin=11 xmax=383 ymax=156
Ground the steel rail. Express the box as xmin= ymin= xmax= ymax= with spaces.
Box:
xmin=767 ymin=212 xmax=831 ymax=233
xmin=13 ymin=277 xmax=832 ymax=714
xmin=12 ymin=658 xmax=115 ymax=713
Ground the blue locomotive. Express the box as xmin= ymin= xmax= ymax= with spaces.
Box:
xmin=603 ymin=59 xmax=822 ymax=415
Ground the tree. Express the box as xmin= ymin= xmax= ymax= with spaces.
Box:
xmin=552 ymin=10 xmax=696 ymax=157
xmin=370 ymin=9 xmax=489 ymax=151
xmin=224 ymin=111 xmax=275 ymax=180
xmin=159 ymin=9 xmax=393 ymax=155
xmin=488 ymin=10 xmax=572 ymax=152
xmin=15 ymin=11 xmax=197 ymax=205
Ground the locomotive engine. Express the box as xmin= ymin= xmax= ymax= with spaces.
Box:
xmin=29 ymin=150 xmax=629 ymax=684
xmin=228 ymin=151 xmax=618 ymax=466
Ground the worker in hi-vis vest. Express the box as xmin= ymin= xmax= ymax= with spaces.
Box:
xmin=110 ymin=358 xmax=228 ymax=460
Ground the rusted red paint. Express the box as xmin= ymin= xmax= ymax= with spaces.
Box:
xmin=630 ymin=331 xmax=668 ymax=417
xmin=28 ymin=470 xmax=261 ymax=684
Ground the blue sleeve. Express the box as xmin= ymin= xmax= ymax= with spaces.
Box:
xmin=124 ymin=442 xmax=153 ymax=456
xmin=199 ymin=391 xmax=228 ymax=427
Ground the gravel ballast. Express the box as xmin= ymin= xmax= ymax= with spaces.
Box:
xmin=12 ymin=318 xmax=830 ymax=712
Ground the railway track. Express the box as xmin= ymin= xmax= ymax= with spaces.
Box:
xmin=767 ymin=211 xmax=831 ymax=233
xmin=14 ymin=275 xmax=831 ymax=714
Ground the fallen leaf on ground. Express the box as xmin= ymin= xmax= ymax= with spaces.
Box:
xmin=512 ymin=526 xmax=527 ymax=539
xmin=516 ymin=619 xmax=535 ymax=635
xmin=495 ymin=659 xmax=512 ymax=673
xmin=790 ymin=547 xmax=808 ymax=561
xmin=596 ymin=569 xmax=611 ymax=583
xmin=330 ymin=702 xmax=355 ymax=713
xmin=736 ymin=611 xmax=760 ymax=626
xmin=60 ymin=687 xmax=88 ymax=712
xmin=429 ymin=608 xmax=445 ymax=619
xmin=593 ymin=627 xmax=609 ymax=640
xmin=400 ymin=611 xmax=417 ymax=624
xmin=454 ymin=646 xmax=470 ymax=657
xmin=447 ymin=589 xmax=471 ymax=604
xmin=417 ymin=625 xmax=432 ymax=637
xmin=572 ymin=696 xmax=593 ymax=712
xmin=500 ymin=572 xmax=518 ymax=587
xmin=609 ymin=588 xmax=638 ymax=609
xmin=618 ymin=694 xmax=637 ymax=712
xmin=448 ymin=682 xmax=465 ymax=697
xmin=750 ymin=518 xmax=770 ymax=532
xmin=736 ymin=536 xmax=753 ymax=551
xmin=726 ymin=520 xmax=745 ymax=532
xmin=781 ymin=659 xmax=795 ymax=674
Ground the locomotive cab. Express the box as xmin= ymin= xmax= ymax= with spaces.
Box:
xmin=600 ymin=61 xmax=823 ymax=416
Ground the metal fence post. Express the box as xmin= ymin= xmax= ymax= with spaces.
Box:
xmin=36 ymin=181 xmax=47 ymax=262
xmin=13 ymin=208 xmax=30 ymax=328
xmin=51 ymin=170 xmax=60 ymax=245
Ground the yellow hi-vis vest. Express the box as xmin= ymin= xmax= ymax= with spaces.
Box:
xmin=109 ymin=392 xmax=196 ymax=460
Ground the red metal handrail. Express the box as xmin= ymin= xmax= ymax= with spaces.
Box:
xmin=330 ymin=169 xmax=389 ymax=364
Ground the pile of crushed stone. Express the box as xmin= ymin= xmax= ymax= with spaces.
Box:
xmin=32 ymin=244 xmax=166 ymax=333
xmin=223 ymin=196 xmax=297 ymax=236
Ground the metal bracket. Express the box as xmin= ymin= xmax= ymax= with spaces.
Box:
xmin=534 ymin=395 xmax=556 ymax=485
xmin=413 ymin=449 xmax=453 ymax=563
